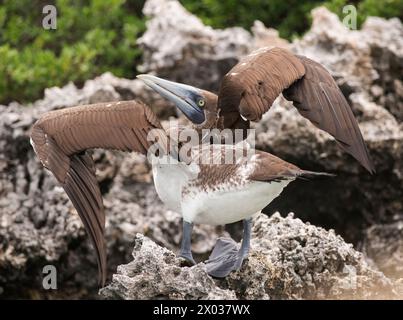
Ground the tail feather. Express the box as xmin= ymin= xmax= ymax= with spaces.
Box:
xmin=297 ymin=170 xmax=336 ymax=181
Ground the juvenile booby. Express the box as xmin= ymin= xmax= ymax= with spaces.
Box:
xmin=30 ymin=47 xmax=374 ymax=286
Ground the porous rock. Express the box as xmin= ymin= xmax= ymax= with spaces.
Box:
xmin=362 ymin=221 xmax=403 ymax=280
xmin=137 ymin=0 xmax=251 ymax=92
xmin=101 ymin=213 xmax=396 ymax=300
xmin=99 ymin=234 xmax=236 ymax=300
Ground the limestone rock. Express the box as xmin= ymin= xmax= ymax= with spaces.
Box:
xmin=101 ymin=213 xmax=396 ymax=300
xmin=137 ymin=0 xmax=251 ymax=92
xmin=362 ymin=221 xmax=403 ymax=280
xmin=100 ymin=234 xmax=236 ymax=300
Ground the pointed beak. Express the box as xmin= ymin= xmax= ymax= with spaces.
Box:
xmin=137 ymin=74 xmax=205 ymax=124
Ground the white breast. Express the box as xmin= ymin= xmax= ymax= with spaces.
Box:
xmin=151 ymin=157 xmax=199 ymax=213
xmin=151 ymin=155 xmax=293 ymax=226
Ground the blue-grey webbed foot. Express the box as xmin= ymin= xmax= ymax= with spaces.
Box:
xmin=205 ymin=218 xmax=252 ymax=278
xmin=178 ymin=220 xmax=196 ymax=266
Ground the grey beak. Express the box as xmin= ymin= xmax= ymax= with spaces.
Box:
xmin=137 ymin=74 xmax=205 ymax=124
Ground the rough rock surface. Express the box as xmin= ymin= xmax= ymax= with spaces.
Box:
xmin=137 ymin=0 xmax=288 ymax=92
xmin=101 ymin=213 xmax=397 ymax=300
xmin=362 ymin=221 xmax=403 ymax=280
xmin=0 ymin=0 xmax=402 ymax=299
xmin=137 ymin=0 xmax=249 ymax=92
xmin=99 ymin=234 xmax=236 ymax=300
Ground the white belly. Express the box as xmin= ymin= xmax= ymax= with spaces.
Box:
xmin=181 ymin=180 xmax=291 ymax=225
xmin=151 ymin=158 xmax=292 ymax=226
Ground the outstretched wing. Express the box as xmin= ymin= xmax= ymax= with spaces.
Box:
xmin=30 ymin=100 xmax=167 ymax=285
xmin=282 ymin=56 xmax=374 ymax=173
xmin=218 ymin=47 xmax=374 ymax=173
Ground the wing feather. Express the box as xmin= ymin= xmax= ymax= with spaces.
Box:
xmin=217 ymin=47 xmax=374 ymax=173
xmin=30 ymin=100 xmax=166 ymax=285
xmin=218 ymin=47 xmax=305 ymax=126
xmin=283 ymin=56 xmax=374 ymax=173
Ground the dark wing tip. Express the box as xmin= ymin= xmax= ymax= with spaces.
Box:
xmin=353 ymin=146 xmax=376 ymax=175
xmin=335 ymin=130 xmax=376 ymax=175
xmin=284 ymin=55 xmax=375 ymax=175
xmin=63 ymin=153 xmax=107 ymax=287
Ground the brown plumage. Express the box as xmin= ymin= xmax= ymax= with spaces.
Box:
xmin=218 ymin=47 xmax=305 ymax=124
xmin=218 ymin=47 xmax=374 ymax=173
xmin=249 ymin=151 xmax=334 ymax=182
xmin=30 ymin=100 xmax=166 ymax=285
xmin=183 ymin=145 xmax=332 ymax=195
xmin=30 ymin=46 xmax=374 ymax=285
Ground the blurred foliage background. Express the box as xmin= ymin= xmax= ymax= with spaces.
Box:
xmin=0 ymin=0 xmax=401 ymax=105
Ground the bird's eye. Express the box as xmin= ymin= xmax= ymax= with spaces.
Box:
xmin=197 ymin=99 xmax=205 ymax=107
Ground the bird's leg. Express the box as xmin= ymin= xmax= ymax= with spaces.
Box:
xmin=234 ymin=218 xmax=252 ymax=269
xmin=179 ymin=220 xmax=196 ymax=265
xmin=205 ymin=218 xmax=252 ymax=278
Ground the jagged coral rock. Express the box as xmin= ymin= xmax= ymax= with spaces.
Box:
xmin=100 ymin=234 xmax=236 ymax=300
xmin=362 ymin=221 xmax=403 ymax=280
xmin=101 ymin=213 xmax=395 ymax=300
xmin=137 ymin=0 xmax=251 ymax=91
xmin=226 ymin=213 xmax=395 ymax=299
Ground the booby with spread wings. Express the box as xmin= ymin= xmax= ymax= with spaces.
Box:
xmin=31 ymin=47 xmax=374 ymax=286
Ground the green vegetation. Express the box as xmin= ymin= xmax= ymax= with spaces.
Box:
xmin=0 ymin=0 xmax=401 ymax=104
xmin=0 ymin=0 xmax=145 ymax=104
xmin=182 ymin=0 xmax=403 ymax=39
xmin=325 ymin=0 xmax=403 ymax=26
xmin=182 ymin=0 xmax=325 ymax=39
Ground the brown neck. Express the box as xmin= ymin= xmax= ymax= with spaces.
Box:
xmin=192 ymin=90 xmax=220 ymax=134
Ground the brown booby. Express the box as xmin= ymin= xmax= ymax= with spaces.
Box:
xmin=30 ymin=47 xmax=374 ymax=286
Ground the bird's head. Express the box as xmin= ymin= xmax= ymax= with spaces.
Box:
xmin=137 ymin=75 xmax=219 ymax=130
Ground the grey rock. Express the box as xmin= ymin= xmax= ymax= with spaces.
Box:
xmin=229 ymin=213 xmax=395 ymax=299
xmin=362 ymin=221 xmax=403 ymax=280
xmin=137 ymin=0 xmax=251 ymax=92
xmin=101 ymin=213 xmax=397 ymax=300
xmin=99 ymin=234 xmax=236 ymax=300
xmin=251 ymin=20 xmax=290 ymax=50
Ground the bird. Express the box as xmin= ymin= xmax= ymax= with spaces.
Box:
xmin=30 ymin=47 xmax=374 ymax=286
